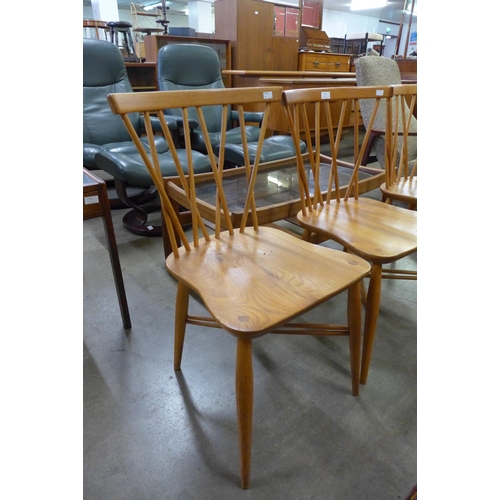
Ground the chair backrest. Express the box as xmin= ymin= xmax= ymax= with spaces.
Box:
xmin=281 ymin=85 xmax=393 ymax=209
xmin=355 ymin=55 xmax=402 ymax=86
xmin=355 ymin=56 xmax=417 ymax=165
xmin=157 ymin=44 xmax=229 ymax=132
xmin=387 ymin=84 xmax=418 ymax=186
xmin=83 ymin=39 xmax=141 ymax=145
xmin=105 ymin=86 xmax=283 ymax=258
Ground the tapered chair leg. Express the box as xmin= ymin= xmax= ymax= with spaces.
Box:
xmin=360 ymin=263 xmax=383 ymax=385
xmin=235 ymin=337 xmax=253 ymax=489
xmin=347 ymin=281 xmax=362 ymax=396
xmin=174 ymin=282 xmax=190 ymax=371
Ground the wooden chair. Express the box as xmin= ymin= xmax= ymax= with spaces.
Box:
xmin=106 ymin=86 xmax=371 ymax=489
xmin=281 ymin=85 xmax=417 ymax=386
xmin=381 ymin=84 xmax=417 ymax=210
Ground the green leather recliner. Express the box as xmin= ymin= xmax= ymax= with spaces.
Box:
xmin=157 ymin=43 xmax=305 ymax=166
xmin=84 ymin=38 xmax=211 ymax=236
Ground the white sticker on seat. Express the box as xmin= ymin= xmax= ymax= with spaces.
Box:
xmin=321 ymin=91 xmax=331 ymax=99
xmin=263 ymin=91 xmax=273 ymax=99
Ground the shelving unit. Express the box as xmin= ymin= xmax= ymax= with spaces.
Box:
xmin=130 ymin=3 xmax=163 ymax=60
xmin=329 ymin=37 xmax=345 ymax=54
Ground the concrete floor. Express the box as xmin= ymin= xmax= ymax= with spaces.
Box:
xmin=83 ymin=184 xmax=417 ymax=499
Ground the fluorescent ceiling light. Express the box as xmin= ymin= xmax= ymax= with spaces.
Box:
xmin=350 ymin=0 xmax=387 ymax=10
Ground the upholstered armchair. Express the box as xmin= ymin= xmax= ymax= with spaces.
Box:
xmin=355 ymin=55 xmax=417 ymax=167
xmin=157 ymin=43 xmax=305 ymax=166
xmin=84 ymin=38 xmax=195 ymax=235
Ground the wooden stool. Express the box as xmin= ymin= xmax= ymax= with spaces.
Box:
xmin=107 ymin=21 xmax=138 ymax=62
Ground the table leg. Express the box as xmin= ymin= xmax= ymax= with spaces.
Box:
xmin=100 ymin=188 xmax=132 ymax=330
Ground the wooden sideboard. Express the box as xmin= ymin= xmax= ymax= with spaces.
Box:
xmin=298 ymin=52 xmax=351 ymax=72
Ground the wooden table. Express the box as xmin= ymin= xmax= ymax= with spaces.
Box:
xmin=83 ymin=168 xmax=131 ymax=329
xmin=223 ymin=70 xmax=356 ymax=96
xmin=162 ymin=155 xmax=384 ymax=258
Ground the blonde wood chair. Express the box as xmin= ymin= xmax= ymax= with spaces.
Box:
xmin=281 ymin=85 xmax=417 ymax=386
xmin=106 ymin=86 xmax=371 ymax=489
xmin=381 ymin=84 xmax=417 ymax=210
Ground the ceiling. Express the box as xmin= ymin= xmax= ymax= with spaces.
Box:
xmin=83 ymin=0 xmax=414 ymax=24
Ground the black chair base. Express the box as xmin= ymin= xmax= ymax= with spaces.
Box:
xmin=107 ymin=184 xmax=157 ymax=210
xmin=122 ymin=205 xmax=162 ymax=237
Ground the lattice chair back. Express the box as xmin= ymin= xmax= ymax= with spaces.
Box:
xmin=387 ymin=84 xmax=417 ymax=187
xmin=106 ymin=87 xmax=283 ymax=256
xmin=282 ymin=85 xmax=393 ymax=209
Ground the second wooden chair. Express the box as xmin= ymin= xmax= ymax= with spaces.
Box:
xmin=381 ymin=83 xmax=417 ymax=209
xmin=281 ymin=85 xmax=417 ymax=386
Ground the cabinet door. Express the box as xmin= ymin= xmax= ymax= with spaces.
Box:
xmin=273 ymin=37 xmax=300 ymax=71
xmin=236 ymin=0 xmax=274 ymax=70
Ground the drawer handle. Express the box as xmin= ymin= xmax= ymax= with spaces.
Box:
xmin=313 ymin=60 xmax=319 ymax=66
xmin=335 ymin=61 xmax=341 ymax=67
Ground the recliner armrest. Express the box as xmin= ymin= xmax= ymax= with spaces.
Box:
xmin=161 ymin=114 xmax=199 ymax=131
xmin=140 ymin=114 xmax=178 ymax=132
xmin=176 ymin=118 xmax=199 ymax=130
xmin=230 ymin=110 xmax=264 ymax=126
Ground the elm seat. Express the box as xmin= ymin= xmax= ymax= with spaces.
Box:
xmin=157 ymin=43 xmax=305 ymax=166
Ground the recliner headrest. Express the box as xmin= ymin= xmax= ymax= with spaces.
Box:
xmin=83 ymin=39 xmax=128 ymax=87
xmin=157 ymin=44 xmax=223 ymax=87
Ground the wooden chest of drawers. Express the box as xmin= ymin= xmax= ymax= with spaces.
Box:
xmin=298 ymin=52 xmax=351 ymax=72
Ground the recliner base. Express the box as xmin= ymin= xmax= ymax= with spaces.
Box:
xmin=122 ymin=204 xmax=162 ymax=237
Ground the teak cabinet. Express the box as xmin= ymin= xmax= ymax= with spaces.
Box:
xmin=214 ymin=0 xmax=299 ymax=72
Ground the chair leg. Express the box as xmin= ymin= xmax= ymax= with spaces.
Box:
xmin=347 ymin=281 xmax=362 ymax=396
xmin=360 ymin=263 xmax=383 ymax=385
xmin=174 ymin=282 xmax=190 ymax=371
xmin=360 ymin=279 xmax=367 ymax=307
xmin=300 ymin=228 xmax=313 ymax=242
xmin=235 ymin=337 xmax=253 ymax=490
